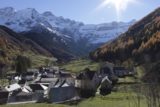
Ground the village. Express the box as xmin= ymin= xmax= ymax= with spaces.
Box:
xmin=0 ymin=63 xmax=136 ymax=105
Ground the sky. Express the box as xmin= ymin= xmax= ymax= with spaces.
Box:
xmin=0 ymin=0 xmax=159 ymax=24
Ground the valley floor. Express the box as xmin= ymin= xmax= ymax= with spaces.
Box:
xmin=60 ymin=59 xmax=100 ymax=73
xmin=0 ymin=59 xmax=159 ymax=107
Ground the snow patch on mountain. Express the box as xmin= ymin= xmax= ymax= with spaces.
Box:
xmin=79 ymin=21 xmax=135 ymax=43
xmin=0 ymin=7 xmax=135 ymax=44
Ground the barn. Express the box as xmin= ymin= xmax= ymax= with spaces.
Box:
xmin=75 ymin=68 xmax=101 ymax=98
xmin=48 ymin=79 xmax=79 ymax=103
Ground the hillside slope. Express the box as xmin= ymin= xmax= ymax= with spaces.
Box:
xmin=0 ymin=25 xmax=55 ymax=68
xmin=21 ymin=26 xmax=74 ymax=61
xmin=90 ymin=7 xmax=160 ymax=82
xmin=0 ymin=26 xmax=52 ymax=55
xmin=90 ymin=7 xmax=160 ymax=64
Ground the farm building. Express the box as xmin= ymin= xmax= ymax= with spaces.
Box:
xmin=8 ymin=89 xmax=35 ymax=103
xmin=99 ymin=65 xmax=114 ymax=78
xmin=113 ymin=67 xmax=130 ymax=77
xmin=21 ymin=71 xmax=38 ymax=81
xmin=36 ymin=77 xmax=58 ymax=84
xmin=99 ymin=76 xmax=113 ymax=96
xmin=99 ymin=66 xmax=118 ymax=85
xmin=75 ymin=68 xmax=101 ymax=98
xmin=7 ymin=88 xmax=45 ymax=103
xmin=29 ymin=83 xmax=48 ymax=92
xmin=5 ymin=83 xmax=21 ymax=92
xmin=48 ymin=79 xmax=79 ymax=103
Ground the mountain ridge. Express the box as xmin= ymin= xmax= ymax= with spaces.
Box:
xmin=90 ymin=7 xmax=160 ymax=82
xmin=0 ymin=7 xmax=135 ymax=57
xmin=0 ymin=25 xmax=58 ymax=69
xmin=90 ymin=7 xmax=160 ymax=63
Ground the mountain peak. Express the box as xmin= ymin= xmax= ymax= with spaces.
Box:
xmin=16 ymin=8 xmax=39 ymax=19
xmin=0 ymin=7 xmax=15 ymax=11
xmin=24 ymin=8 xmax=37 ymax=12
xmin=43 ymin=11 xmax=55 ymax=17
xmin=0 ymin=7 xmax=15 ymax=16
xmin=20 ymin=8 xmax=38 ymax=14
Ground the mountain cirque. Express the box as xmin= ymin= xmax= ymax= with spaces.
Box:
xmin=0 ymin=7 xmax=135 ymax=58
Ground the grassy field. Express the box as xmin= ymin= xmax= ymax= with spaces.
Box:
xmin=78 ymin=92 xmax=147 ymax=107
xmin=24 ymin=52 xmax=57 ymax=68
xmin=0 ymin=79 xmax=9 ymax=86
xmin=61 ymin=59 xmax=100 ymax=73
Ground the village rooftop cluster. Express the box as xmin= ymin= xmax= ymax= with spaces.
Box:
xmin=0 ymin=65 xmax=136 ymax=105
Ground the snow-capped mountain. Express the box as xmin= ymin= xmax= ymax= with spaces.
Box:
xmin=0 ymin=7 xmax=38 ymax=32
xmin=0 ymin=7 xmax=135 ymax=56
xmin=79 ymin=21 xmax=135 ymax=43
